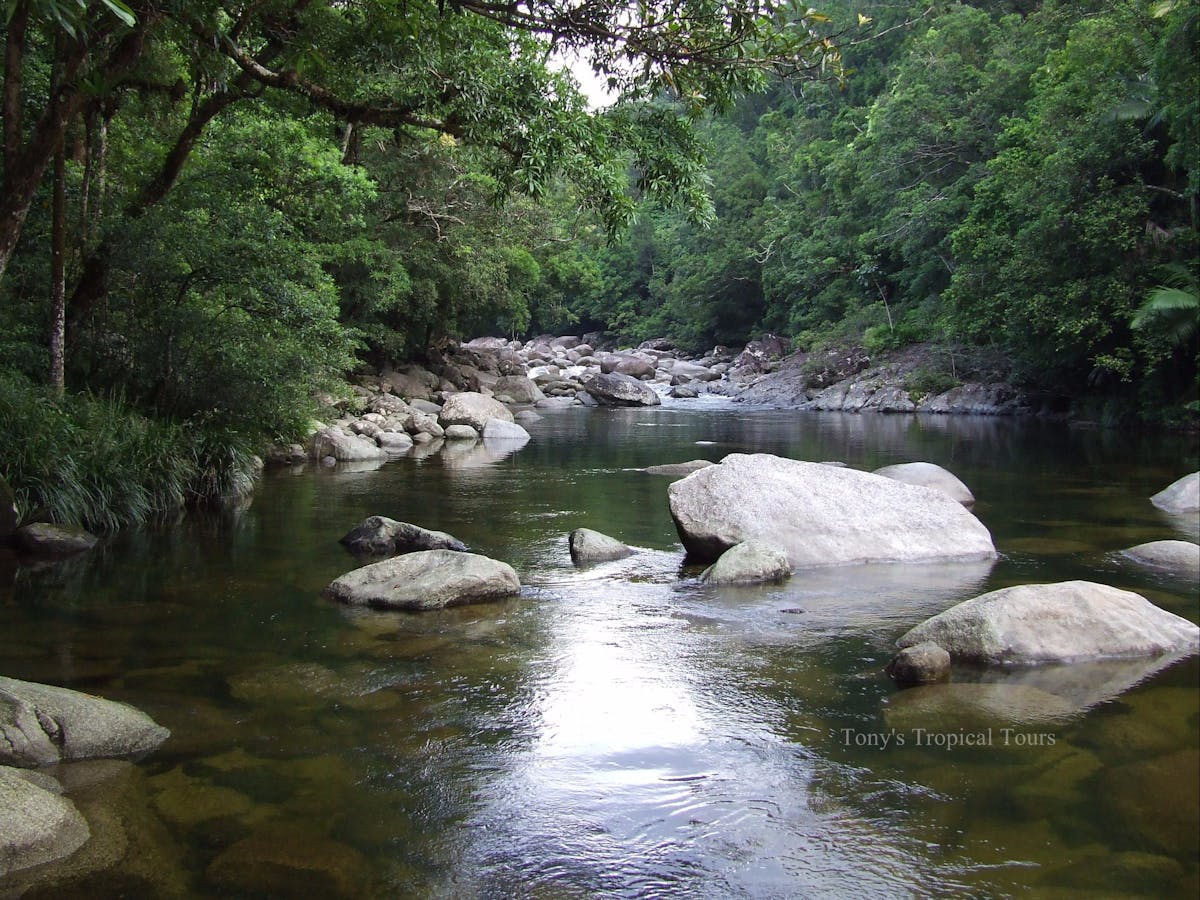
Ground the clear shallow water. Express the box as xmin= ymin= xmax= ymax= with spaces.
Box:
xmin=1 ymin=405 xmax=1197 ymax=898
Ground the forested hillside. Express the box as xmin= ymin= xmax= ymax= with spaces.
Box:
xmin=565 ymin=0 xmax=1198 ymax=423
xmin=0 ymin=1 xmax=1196 ymax=528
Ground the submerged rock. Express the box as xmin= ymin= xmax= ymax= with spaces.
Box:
xmin=323 ymin=549 xmax=520 ymax=611
xmin=1150 ymin=472 xmax=1199 ymax=514
xmin=641 ymin=460 xmax=715 ymax=478
xmin=667 ymin=453 xmax=996 ymax=566
xmin=873 ymin=462 xmax=975 ymax=505
xmin=339 ymin=516 xmax=467 ymax=556
xmin=897 ymin=580 xmax=1200 ymax=665
xmin=568 ymin=528 xmax=634 ymax=565
xmin=1119 ymin=540 xmax=1200 ymax=577
xmin=581 ymin=372 xmax=661 ymax=407
xmin=886 ymin=642 xmax=952 ymax=685
xmin=700 ymin=540 xmax=792 ymax=585
xmin=0 ymin=766 xmax=90 ymax=877
xmin=13 ymin=522 xmax=98 ymax=556
xmin=0 ymin=675 xmax=170 ymax=767
xmin=207 ymin=826 xmax=373 ymax=898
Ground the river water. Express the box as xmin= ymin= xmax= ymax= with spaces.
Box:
xmin=1 ymin=402 xmax=1197 ymax=898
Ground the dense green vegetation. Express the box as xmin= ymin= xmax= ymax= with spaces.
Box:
xmin=570 ymin=0 xmax=1198 ymax=424
xmin=1 ymin=1 xmax=1196 ymax=529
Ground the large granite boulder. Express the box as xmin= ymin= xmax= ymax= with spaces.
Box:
xmin=1 ymin=474 xmax=17 ymax=539
xmin=0 ymin=676 xmax=170 ymax=767
xmin=13 ymin=523 xmax=98 ymax=556
xmin=667 ymin=453 xmax=996 ymax=566
xmin=481 ymin=419 xmax=531 ymax=443
xmin=885 ymin=642 xmax=952 ymax=685
xmin=873 ymin=462 xmax=975 ymax=505
xmin=438 ymin=392 xmax=515 ymax=431
xmin=338 ymin=516 xmax=467 ymax=556
xmin=700 ymin=540 xmax=792 ymax=585
xmin=581 ymin=372 xmax=661 ymax=407
xmin=897 ymin=581 xmax=1200 ymax=665
xmin=568 ymin=528 xmax=633 ymax=565
xmin=309 ymin=427 xmax=388 ymax=462
xmin=1119 ymin=540 xmax=1200 ymax=577
xmin=323 ymin=550 xmax=520 ymax=611
xmin=1150 ymin=472 xmax=1199 ymax=514
xmin=492 ymin=375 xmax=544 ymax=404
xmin=0 ymin=767 xmax=90 ymax=877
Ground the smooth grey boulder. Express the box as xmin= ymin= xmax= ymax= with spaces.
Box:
xmin=0 ymin=676 xmax=170 ymax=767
xmin=886 ymin=642 xmax=952 ymax=685
xmin=375 ymin=431 xmax=414 ymax=454
xmin=581 ymin=372 xmax=661 ymax=407
xmin=492 ymin=375 xmax=544 ymax=404
xmin=568 ymin=528 xmax=634 ymax=565
xmin=481 ymin=419 xmax=531 ymax=443
xmin=667 ymin=453 xmax=996 ymax=566
xmin=1119 ymin=540 xmax=1200 ymax=577
xmin=13 ymin=523 xmax=98 ymax=556
xmin=309 ymin=427 xmax=387 ymax=462
xmin=438 ymin=391 xmax=515 ymax=431
xmin=1150 ymin=472 xmax=1199 ymax=514
xmin=897 ymin=580 xmax=1200 ymax=665
xmin=669 ymin=385 xmax=699 ymax=399
xmin=700 ymin=540 xmax=792 ymax=585
xmin=1 ymin=474 xmax=17 ymax=538
xmin=0 ymin=766 xmax=90 ymax=877
xmin=338 ymin=516 xmax=467 ymax=556
xmin=873 ymin=462 xmax=975 ymax=505
xmin=642 ymin=460 xmax=715 ymax=478
xmin=514 ymin=410 xmax=542 ymax=424
xmin=443 ymin=424 xmax=479 ymax=441
xmin=323 ymin=549 xmax=520 ymax=611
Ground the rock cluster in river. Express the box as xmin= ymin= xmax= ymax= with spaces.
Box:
xmin=0 ymin=675 xmax=172 ymax=880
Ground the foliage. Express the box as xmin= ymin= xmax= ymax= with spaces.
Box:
xmin=0 ymin=370 xmax=257 ymax=531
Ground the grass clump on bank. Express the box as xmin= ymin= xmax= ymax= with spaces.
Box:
xmin=0 ymin=372 xmax=260 ymax=533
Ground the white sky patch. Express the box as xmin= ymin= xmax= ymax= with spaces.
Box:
xmin=551 ymin=48 xmax=619 ymax=111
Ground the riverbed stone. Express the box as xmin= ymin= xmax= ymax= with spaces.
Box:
xmin=375 ymin=431 xmax=413 ymax=454
xmin=885 ymin=642 xmax=952 ymax=685
xmin=324 ymin=549 xmax=520 ymax=611
xmin=438 ymin=391 xmax=515 ymax=431
xmin=13 ymin=522 xmax=98 ymax=556
xmin=1101 ymin=749 xmax=1200 ymax=857
xmin=568 ymin=528 xmax=633 ymax=564
xmin=339 ymin=516 xmax=467 ymax=556
xmin=700 ymin=540 xmax=792 ymax=585
xmin=642 ymin=460 xmax=716 ymax=478
xmin=0 ymin=676 xmax=170 ymax=767
xmin=667 ymin=453 xmax=996 ymax=566
xmin=581 ymin=372 xmax=661 ymax=407
xmin=0 ymin=766 xmax=90 ymax=877
xmin=481 ymin=419 xmax=531 ymax=442
xmin=309 ymin=427 xmax=388 ymax=462
xmin=443 ymin=424 xmax=478 ymax=440
xmin=492 ymin=375 xmax=544 ymax=404
xmin=1119 ymin=539 xmax=1200 ymax=577
xmin=873 ymin=462 xmax=975 ymax=504
xmin=1150 ymin=472 xmax=1199 ymax=514
xmin=207 ymin=825 xmax=373 ymax=897
xmin=896 ymin=581 xmax=1200 ymax=665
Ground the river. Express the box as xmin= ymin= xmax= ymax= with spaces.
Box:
xmin=1 ymin=402 xmax=1197 ymax=897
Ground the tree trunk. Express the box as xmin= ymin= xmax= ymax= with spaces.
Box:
xmin=3 ymin=1 xmax=29 ymax=174
xmin=0 ymin=23 xmax=146 ymax=282
xmin=50 ymin=139 xmax=67 ymax=397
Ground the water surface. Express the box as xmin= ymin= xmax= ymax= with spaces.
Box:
xmin=2 ymin=405 xmax=1197 ymax=898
